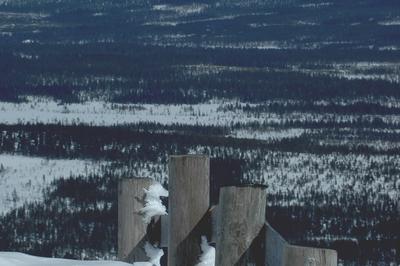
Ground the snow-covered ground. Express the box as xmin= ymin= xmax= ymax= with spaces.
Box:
xmin=378 ymin=19 xmax=400 ymax=26
xmin=1 ymin=97 xmax=400 ymax=129
xmin=0 ymin=252 xmax=166 ymax=266
xmin=0 ymin=154 xmax=109 ymax=214
xmin=180 ymin=62 xmax=400 ymax=83
xmin=246 ymin=152 xmax=400 ymax=205
xmin=152 ymin=3 xmax=208 ymax=16
xmin=0 ymin=97 xmax=257 ymax=127
xmin=230 ymin=128 xmax=305 ymax=141
xmin=0 ymin=252 xmax=131 ymax=266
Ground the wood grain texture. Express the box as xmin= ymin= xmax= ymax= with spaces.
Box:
xmin=118 ymin=178 xmax=156 ymax=263
xmin=265 ymin=223 xmax=338 ymax=266
xmin=161 ymin=205 xmax=217 ymax=247
xmin=265 ymin=222 xmax=287 ymax=266
xmin=284 ymin=245 xmax=337 ymax=266
xmin=160 ymin=215 xmax=168 ymax=248
xmin=216 ymin=186 xmax=267 ymax=266
xmin=168 ymin=155 xmax=210 ymax=266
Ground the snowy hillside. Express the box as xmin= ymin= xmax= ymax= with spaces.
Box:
xmin=0 ymin=0 xmax=399 ymax=264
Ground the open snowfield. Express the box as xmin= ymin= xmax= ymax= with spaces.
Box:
xmin=1 ymin=97 xmax=400 ymax=131
xmin=0 ymin=154 xmax=109 ymax=214
xmin=0 ymin=97 xmax=257 ymax=127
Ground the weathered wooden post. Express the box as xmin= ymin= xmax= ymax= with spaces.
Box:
xmin=265 ymin=222 xmax=338 ymax=266
xmin=216 ymin=185 xmax=267 ymax=266
xmin=168 ymin=155 xmax=210 ymax=266
xmin=284 ymin=245 xmax=337 ymax=266
xmin=118 ymin=177 xmax=156 ymax=263
xmin=265 ymin=222 xmax=287 ymax=266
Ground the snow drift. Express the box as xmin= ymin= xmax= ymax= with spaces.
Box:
xmin=0 ymin=252 xmax=130 ymax=266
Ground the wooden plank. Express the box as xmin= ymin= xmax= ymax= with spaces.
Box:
xmin=161 ymin=205 xmax=218 ymax=247
xmin=216 ymin=185 xmax=267 ymax=266
xmin=160 ymin=215 xmax=168 ymax=248
xmin=265 ymin=222 xmax=287 ymax=266
xmin=168 ymin=155 xmax=210 ymax=266
xmin=118 ymin=178 xmax=156 ymax=263
xmin=265 ymin=223 xmax=338 ymax=266
xmin=210 ymin=205 xmax=218 ymax=244
xmin=284 ymin=245 xmax=337 ymax=266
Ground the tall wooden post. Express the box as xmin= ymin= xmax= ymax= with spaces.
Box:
xmin=168 ymin=155 xmax=210 ymax=266
xmin=118 ymin=178 xmax=156 ymax=263
xmin=284 ymin=246 xmax=337 ymax=266
xmin=216 ymin=185 xmax=267 ymax=266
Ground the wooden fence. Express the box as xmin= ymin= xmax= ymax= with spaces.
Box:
xmin=118 ymin=155 xmax=338 ymax=266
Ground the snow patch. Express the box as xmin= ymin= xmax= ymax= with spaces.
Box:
xmin=300 ymin=2 xmax=332 ymax=8
xmin=0 ymin=251 xmax=162 ymax=266
xmin=378 ymin=19 xmax=400 ymax=26
xmin=0 ymin=154 xmax=109 ymax=214
xmin=196 ymin=236 xmax=215 ymax=266
xmin=230 ymin=128 xmax=305 ymax=141
xmin=143 ymin=242 xmax=164 ymax=266
xmin=152 ymin=4 xmax=207 ymax=15
xmin=2 ymin=97 xmax=400 ymax=129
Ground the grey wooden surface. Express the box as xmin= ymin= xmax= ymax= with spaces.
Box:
xmin=265 ymin=222 xmax=287 ymax=266
xmin=168 ymin=155 xmax=210 ymax=266
xmin=160 ymin=214 xmax=169 ymax=248
xmin=284 ymin=245 xmax=337 ymax=266
xmin=118 ymin=178 xmax=155 ymax=263
xmin=161 ymin=205 xmax=218 ymax=247
xmin=265 ymin=223 xmax=338 ymax=266
xmin=216 ymin=186 xmax=267 ymax=266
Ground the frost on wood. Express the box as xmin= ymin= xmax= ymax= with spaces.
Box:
xmin=195 ymin=236 xmax=215 ymax=266
xmin=139 ymin=183 xmax=168 ymax=224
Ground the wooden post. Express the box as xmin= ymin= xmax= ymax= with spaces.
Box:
xmin=284 ymin=246 xmax=337 ymax=266
xmin=210 ymin=205 xmax=218 ymax=244
xmin=265 ymin=222 xmax=287 ymax=266
xmin=161 ymin=205 xmax=218 ymax=247
xmin=216 ymin=185 xmax=267 ymax=266
xmin=265 ymin=223 xmax=338 ymax=266
xmin=168 ymin=155 xmax=210 ymax=266
xmin=160 ymin=215 xmax=169 ymax=248
xmin=118 ymin=178 xmax=156 ymax=263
